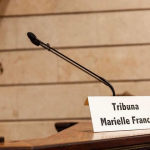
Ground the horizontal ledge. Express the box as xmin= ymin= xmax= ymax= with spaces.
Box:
xmin=0 ymin=118 xmax=90 ymax=123
xmin=0 ymin=79 xmax=149 ymax=87
xmin=1 ymin=8 xmax=150 ymax=18
xmin=1 ymin=43 xmax=150 ymax=53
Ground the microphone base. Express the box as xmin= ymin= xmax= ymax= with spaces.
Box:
xmin=0 ymin=137 xmax=4 ymax=143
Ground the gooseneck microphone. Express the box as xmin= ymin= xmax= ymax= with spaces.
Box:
xmin=27 ymin=32 xmax=116 ymax=96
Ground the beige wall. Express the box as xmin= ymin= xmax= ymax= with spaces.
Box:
xmin=0 ymin=0 xmax=150 ymax=141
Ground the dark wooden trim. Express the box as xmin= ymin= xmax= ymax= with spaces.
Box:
xmin=33 ymin=134 xmax=150 ymax=150
xmin=0 ymin=79 xmax=149 ymax=88
xmin=1 ymin=8 xmax=150 ymax=18
xmin=1 ymin=43 xmax=150 ymax=53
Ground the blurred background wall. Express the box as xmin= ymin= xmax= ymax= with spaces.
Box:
xmin=0 ymin=0 xmax=150 ymax=141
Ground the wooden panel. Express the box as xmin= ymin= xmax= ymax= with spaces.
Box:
xmin=17 ymin=81 xmax=150 ymax=120
xmin=0 ymin=51 xmax=58 ymax=84
xmin=58 ymin=46 xmax=150 ymax=82
xmin=1 ymin=11 xmax=150 ymax=50
xmin=10 ymin=83 xmax=95 ymax=119
xmin=0 ymin=120 xmax=86 ymax=141
xmin=1 ymin=0 xmax=150 ymax=16
xmin=0 ymin=46 xmax=150 ymax=84
xmin=97 ymin=11 xmax=150 ymax=45
xmin=0 ymin=87 xmax=18 ymax=120
xmin=0 ymin=18 xmax=17 ymax=49
xmin=0 ymin=81 xmax=149 ymax=120
xmin=16 ymin=14 xmax=98 ymax=49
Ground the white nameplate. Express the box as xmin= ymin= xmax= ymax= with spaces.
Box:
xmin=87 ymin=96 xmax=150 ymax=132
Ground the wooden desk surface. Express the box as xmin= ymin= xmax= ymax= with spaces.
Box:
xmin=1 ymin=121 xmax=150 ymax=149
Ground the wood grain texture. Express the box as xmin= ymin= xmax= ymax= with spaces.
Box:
xmin=0 ymin=120 xmax=87 ymax=141
xmin=25 ymin=122 xmax=150 ymax=149
xmin=1 ymin=11 xmax=150 ymax=50
xmin=0 ymin=46 xmax=150 ymax=84
xmin=1 ymin=0 xmax=150 ymax=16
xmin=0 ymin=81 xmax=149 ymax=120
xmin=1 ymin=122 xmax=150 ymax=149
xmin=0 ymin=141 xmax=31 ymax=150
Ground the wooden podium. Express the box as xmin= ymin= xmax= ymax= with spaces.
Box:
xmin=1 ymin=121 xmax=150 ymax=149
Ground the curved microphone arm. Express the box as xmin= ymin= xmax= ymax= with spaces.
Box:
xmin=27 ymin=32 xmax=116 ymax=96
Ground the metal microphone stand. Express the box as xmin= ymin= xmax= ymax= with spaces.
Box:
xmin=39 ymin=42 xmax=115 ymax=96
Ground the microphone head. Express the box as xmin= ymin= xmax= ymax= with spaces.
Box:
xmin=27 ymin=32 xmax=36 ymax=40
xmin=27 ymin=32 xmax=40 ymax=46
